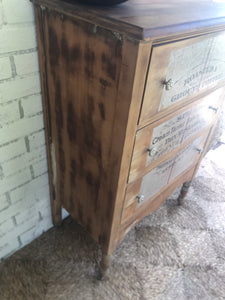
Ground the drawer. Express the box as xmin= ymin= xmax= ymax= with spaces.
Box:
xmin=122 ymin=135 xmax=206 ymax=223
xmin=139 ymin=31 xmax=225 ymax=127
xmin=129 ymin=87 xmax=224 ymax=183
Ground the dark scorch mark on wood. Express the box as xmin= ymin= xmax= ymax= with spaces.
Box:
xmin=70 ymin=159 xmax=77 ymax=185
xmin=67 ymin=101 xmax=77 ymax=142
xmin=48 ymin=26 xmax=60 ymax=67
xmin=85 ymin=45 xmax=95 ymax=78
xmin=54 ymin=81 xmax=64 ymax=135
xmin=98 ymin=102 xmax=105 ymax=120
xmin=78 ymin=202 xmax=83 ymax=222
xmin=101 ymin=53 xmax=117 ymax=81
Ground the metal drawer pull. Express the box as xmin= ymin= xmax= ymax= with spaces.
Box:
xmin=147 ymin=147 xmax=157 ymax=157
xmin=162 ymin=78 xmax=174 ymax=91
xmin=137 ymin=194 xmax=145 ymax=204
xmin=196 ymin=148 xmax=204 ymax=154
xmin=208 ymin=106 xmax=218 ymax=113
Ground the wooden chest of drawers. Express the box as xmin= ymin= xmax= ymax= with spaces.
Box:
xmin=32 ymin=0 xmax=225 ymax=275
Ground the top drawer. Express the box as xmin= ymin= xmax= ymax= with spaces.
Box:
xmin=139 ymin=31 xmax=225 ymax=127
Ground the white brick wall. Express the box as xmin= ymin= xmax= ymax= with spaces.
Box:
xmin=0 ymin=0 xmax=69 ymax=261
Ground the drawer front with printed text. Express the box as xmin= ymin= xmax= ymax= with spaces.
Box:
xmin=122 ymin=135 xmax=207 ymax=223
xmin=139 ymin=32 xmax=225 ymax=127
xmin=129 ymin=88 xmax=224 ymax=183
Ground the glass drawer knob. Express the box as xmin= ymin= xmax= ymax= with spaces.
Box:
xmin=196 ymin=148 xmax=204 ymax=154
xmin=137 ymin=194 xmax=145 ymax=204
xmin=163 ymin=78 xmax=174 ymax=91
xmin=208 ymin=106 xmax=218 ymax=113
xmin=147 ymin=147 xmax=157 ymax=157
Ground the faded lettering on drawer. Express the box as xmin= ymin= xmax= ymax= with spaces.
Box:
xmin=201 ymin=34 xmax=225 ymax=89
xmin=139 ymin=32 xmax=225 ymax=126
xmin=146 ymin=88 xmax=223 ymax=166
xmin=146 ymin=110 xmax=188 ymax=165
xmin=159 ymin=38 xmax=210 ymax=110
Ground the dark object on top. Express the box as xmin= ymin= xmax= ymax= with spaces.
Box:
xmin=77 ymin=0 xmax=128 ymax=5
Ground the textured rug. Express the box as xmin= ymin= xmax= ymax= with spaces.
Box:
xmin=0 ymin=145 xmax=225 ymax=300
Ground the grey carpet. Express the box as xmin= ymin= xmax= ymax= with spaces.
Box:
xmin=0 ymin=145 xmax=225 ymax=300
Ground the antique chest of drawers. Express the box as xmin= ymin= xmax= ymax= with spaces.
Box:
xmin=31 ymin=0 xmax=225 ymax=274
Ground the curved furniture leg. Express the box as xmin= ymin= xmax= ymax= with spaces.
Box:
xmin=177 ymin=181 xmax=192 ymax=205
xmin=97 ymin=253 xmax=111 ymax=280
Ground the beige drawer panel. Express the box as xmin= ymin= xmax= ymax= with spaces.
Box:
xmin=129 ymin=88 xmax=224 ymax=183
xmin=123 ymin=136 xmax=205 ymax=218
xmin=139 ymin=32 xmax=225 ymax=127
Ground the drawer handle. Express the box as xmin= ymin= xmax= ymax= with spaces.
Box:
xmin=162 ymin=78 xmax=174 ymax=91
xmin=137 ymin=194 xmax=145 ymax=204
xmin=208 ymin=106 xmax=219 ymax=113
xmin=147 ymin=147 xmax=157 ymax=157
xmin=196 ymin=147 xmax=204 ymax=154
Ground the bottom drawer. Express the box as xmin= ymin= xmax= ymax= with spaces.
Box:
xmin=121 ymin=134 xmax=206 ymax=223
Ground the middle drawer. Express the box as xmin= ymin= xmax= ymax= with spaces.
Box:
xmin=129 ymin=87 xmax=224 ymax=183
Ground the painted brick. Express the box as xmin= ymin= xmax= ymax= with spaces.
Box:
xmin=20 ymin=216 xmax=52 ymax=246
xmin=10 ymin=173 xmax=49 ymax=204
xmin=1 ymin=146 xmax=47 ymax=178
xmin=1 ymin=195 xmax=36 ymax=224
xmin=26 ymin=145 xmax=47 ymax=165
xmin=21 ymin=94 xmax=43 ymax=117
xmin=0 ymin=139 xmax=26 ymax=163
xmin=0 ymin=57 xmax=12 ymax=81
xmin=0 ymin=114 xmax=44 ymax=145
xmin=0 ymin=101 xmax=20 ymax=128
xmin=19 ymin=227 xmax=38 ymax=246
xmin=0 ymin=1 xmax=4 ymax=28
xmin=0 ymin=73 xmax=41 ymax=104
xmin=0 ymin=239 xmax=20 ymax=260
xmin=0 ymin=194 xmax=8 ymax=211
xmin=2 ymin=0 xmax=34 ymax=24
xmin=14 ymin=51 xmax=39 ymax=75
xmin=0 ymin=217 xmax=37 ymax=247
xmin=28 ymin=130 xmax=46 ymax=151
xmin=15 ymin=205 xmax=39 ymax=225
xmin=32 ymin=159 xmax=48 ymax=178
xmin=35 ymin=184 xmax=50 ymax=202
xmin=0 ymin=168 xmax=31 ymax=196
xmin=0 ymin=26 xmax=37 ymax=54
xmin=0 ymin=218 xmax=15 ymax=238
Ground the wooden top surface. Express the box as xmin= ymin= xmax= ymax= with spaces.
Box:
xmin=31 ymin=0 xmax=225 ymax=39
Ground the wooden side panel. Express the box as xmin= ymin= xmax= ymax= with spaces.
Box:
xmin=42 ymin=8 xmax=151 ymax=253
xmin=43 ymin=10 xmax=124 ymax=243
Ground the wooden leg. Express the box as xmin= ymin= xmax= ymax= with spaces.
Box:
xmin=97 ymin=253 xmax=111 ymax=280
xmin=177 ymin=181 xmax=192 ymax=205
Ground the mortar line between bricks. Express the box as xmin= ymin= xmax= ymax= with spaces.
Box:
xmin=0 ymin=150 xmax=47 ymax=168
xmin=2 ymin=22 xmax=37 ymax=29
xmin=0 ymin=48 xmax=38 ymax=58
xmin=0 ymin=92 xmax=42 ymax=107
xmin=0 ymin=171 xmax=48 ymax=197
xmin=0 ymin=128 xmax=45 ymax=150
xmin=0 ymin=71 xmax=40 ymax=84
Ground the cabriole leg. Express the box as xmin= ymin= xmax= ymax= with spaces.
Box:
xmin=177 ymin=181 xmax=192 ymax=205
xmin=97 ymin=253 xmax=111 ymax=280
